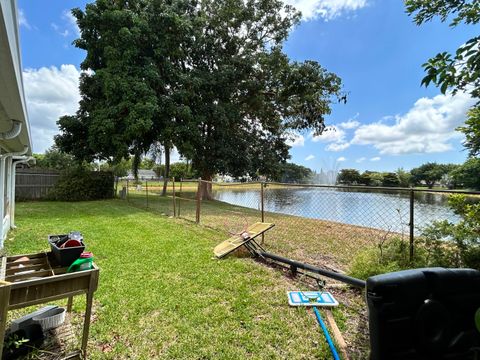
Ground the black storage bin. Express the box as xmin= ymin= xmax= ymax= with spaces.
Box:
xmin=367 ymin=267 xmax=480 ymax=360
xmin=48 ymin=234 xmax=85 ymax=266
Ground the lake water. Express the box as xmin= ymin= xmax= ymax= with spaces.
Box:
xmin=213 ymin=187 xmax=464 ymax=234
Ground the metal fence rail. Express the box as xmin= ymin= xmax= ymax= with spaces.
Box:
xmin=118 ymin=178 xmax=477 ymax=270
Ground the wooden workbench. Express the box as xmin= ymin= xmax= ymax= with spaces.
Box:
xmin=0 ymin=251 xmax=99 ymax=359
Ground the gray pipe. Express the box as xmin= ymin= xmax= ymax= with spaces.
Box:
xmin=258 ymin=250 xmax=366 ymax=288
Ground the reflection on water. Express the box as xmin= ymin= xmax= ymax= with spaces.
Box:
xmin=213 ymin=187 xmax=465 ymax=234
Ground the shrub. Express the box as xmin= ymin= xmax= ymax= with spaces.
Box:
xmin=350 ymin=194 xmax=480 ymax=280
xmin=349 ymin=238 xmax=427 ymax=280
xmin=47 ymin=167 xmax=114 ymax=201
xmin=420 ymin=195 xmax=480 ymax=269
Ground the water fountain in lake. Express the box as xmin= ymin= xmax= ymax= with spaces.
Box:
xmin=311 ymin=159 xmax=340 ymax=185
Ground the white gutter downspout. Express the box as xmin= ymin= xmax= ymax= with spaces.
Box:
xmin=10 ymin=155 xmax=35 ymax=229
xmin=0 ymin=146 xmax=28 ymax=247
xmin=0 ymin=120 xmax=22 ymax=140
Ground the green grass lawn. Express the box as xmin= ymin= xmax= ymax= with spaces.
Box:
xmin=125 ymin=186 xmax=381 ymax=271
xmin=4 ymin=200 xmax=338 ymax=359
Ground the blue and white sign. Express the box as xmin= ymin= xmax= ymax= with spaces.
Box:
xmin=287 ymin=291 xmax=339 ymax=307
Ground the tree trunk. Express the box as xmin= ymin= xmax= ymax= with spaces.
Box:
xmin=132 ymin=148 xmax=141 ymax=182
xmin=162 ymin=146 xmax=171 ymax=196
xmin=199 ymin=173 xmax=213 ymax=200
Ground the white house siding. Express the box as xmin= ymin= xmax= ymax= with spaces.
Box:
xmin=0 ymin=0 xmax=33 ymax=247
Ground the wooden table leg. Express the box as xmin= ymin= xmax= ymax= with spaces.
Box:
xmin=67 ymin=296 xmax=73 ymax=312
xmin=0 ymin=285 xmax=11 ymax=360
xmin=81 ymin=291 xmax=94 ymax=359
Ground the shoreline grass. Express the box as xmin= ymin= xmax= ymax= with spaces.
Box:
xmin=125 ymin=190 xmax=387 ymax=271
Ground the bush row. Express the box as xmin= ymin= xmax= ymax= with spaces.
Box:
xmin=46 ymin=167 xmax=114 ymax=201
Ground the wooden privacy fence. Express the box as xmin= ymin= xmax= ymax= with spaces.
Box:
xmin=15 ymin=168 xmax=59 ymax=200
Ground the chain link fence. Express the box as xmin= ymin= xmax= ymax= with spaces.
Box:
xmin=117 ymin=179 xmax=477 ymax=270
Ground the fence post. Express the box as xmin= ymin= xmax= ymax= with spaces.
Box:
xmin=196 ymin=178 xmax=201 ymax=224
xmin=146 ymin=180 xmax=149 ymax=208
xmin=126 ymin=179 xmax=129 ymax=201
xmin=178 ymin=178 xmax=182 ymax=217
xmin=409 ymin=188 xmax=414 ymax=262
xmin=172 ymin=177 xmax=176 ymax=217
xmin=261 ymin=182 xmax=265 ymax=244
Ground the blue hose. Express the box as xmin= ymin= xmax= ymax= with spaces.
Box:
xmin=313 ymin=306 xmax=340 ymax=360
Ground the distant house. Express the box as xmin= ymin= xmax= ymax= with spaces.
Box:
xmin=0 ymin=0 xmax=34 ymax=247
xmin=125 ymin=169 xmax=157 ymax=180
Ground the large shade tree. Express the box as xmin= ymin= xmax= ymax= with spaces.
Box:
xmin=56 ymin=0 xmax=160 ymax=162
xmin=56 ymin=0 xmax=343 ymax=198
xmin=169 ymin=0 xmax=342 ymax=197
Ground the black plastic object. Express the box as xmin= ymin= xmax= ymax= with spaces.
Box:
xmin=48 ymin=233 xmax=85 ymax=266
xmin=367 ymin=267 xmax=480 ymax=360
xmin=2 ymin=324 xmax=44 ymax=360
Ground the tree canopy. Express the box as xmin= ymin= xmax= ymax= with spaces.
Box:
xmin=410 ymin=162 xmax=450 ymax=188
xmin=55 ymin=0 xmax=342 ymax=197
xmin=406 ymin=0 xmax=480 ymax=156
xmin=451 ymin=157 xmax=480 ymax=190
xmin=337 ymin=169 xmax=361 ymax=185
xmin=273 ymin=163 xmax=313 ymax=183
xmin=33 ymin=146 xmax=77 ymax=171
xmin=382 ymin=172 xmax=400 ymax=187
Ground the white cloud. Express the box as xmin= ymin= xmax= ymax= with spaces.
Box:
xmin=351 ymin=91 xmax=475 ymax=155
xmin=311 ymin=126 xmax=350 ymax=151
xmin=305 ymin=154 xmax=315 ymax=161
xmin=370 ymin=157 xmax=381 ymax=161
xmin=356 ymin=157 xmax=366 ymax=163
xmin=63 ymin=10 xmax=80 ymax=36
xmin=18 ymin=9 xmax=31 ymax=29
xmin=23 ymin=65 xmax=81 ymax=153
xmin=283 ymin=0 xmax=368 ymax=21
xmin=51 ymin=23 xmax=70 ymax=37
xmin=311 ymin=126 xmax=345 ymax=143
xmin=286 ymin=133 xmax=305 ymax=147
xmin=326 ymin=142 xmax=350 ymax=152
xmin=337 ymin=156 xmax=346 ymax=162
xmin=51 ymin=10 xmax=79 ymax=38
xmin=338 ymin=119 xmax=360 ymax=129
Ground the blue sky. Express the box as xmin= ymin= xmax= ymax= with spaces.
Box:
xmin=17 ymin=0 xmax=476 ymax=172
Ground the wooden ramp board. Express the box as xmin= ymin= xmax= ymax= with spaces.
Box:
xmin=287 ymin=291 xmax=339 ymax=307
xmin=214 ymin=222 xmax=274 ymax=258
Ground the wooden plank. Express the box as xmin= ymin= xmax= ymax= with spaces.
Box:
xmin=0 ymin=257 xmax=6 ymax=281
xmin=6 ymin=263 xmax=49 ymax=276
xmin=8 ymin=290 xmax=87 ymax=311
xmin=81 ymin=269 xmax=99 ymax=359
xmin=67 ymin=296 xmax=73 ymax=313
xmin=6 ymin=269 xmax=53 ymax=282
xmin=214 ymin=222 xmax=275 ymax=258
xmin=0 ymin=284 xmax=11 ymax=359
xmin=15 ymin=169 xmax=60 ymax=200
xmin=9 ymin=266 xmax=96 ymax=289
xmin=6 ymin=257 xmax=48 ymax=267
xmin=7 ymin=252 xmax=47 ymax=261
xmin=325 ymin=310 xmax=349 ymax=360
